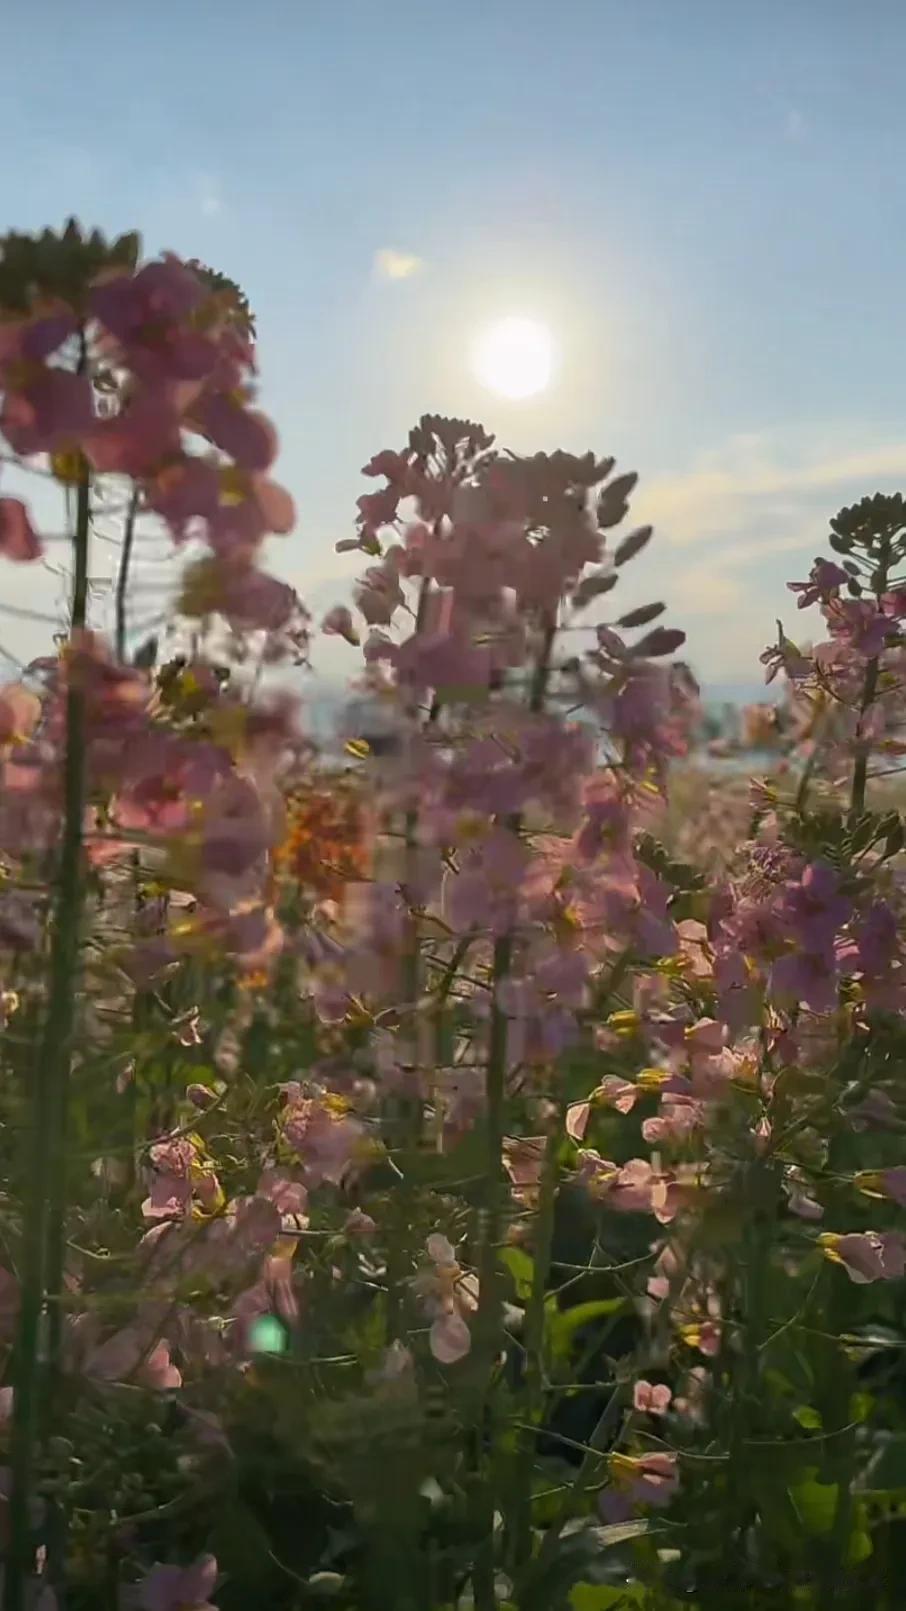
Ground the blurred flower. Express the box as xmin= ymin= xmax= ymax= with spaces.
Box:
xmin=135 ymin=1553 xmax=218 ymax=1611
xmin=0 ymin=497 xmax=41 ymax=560
xmin=416 ymin=1234 xmax=478 ymax=1364
xmin=633 ymin=1379 xmax=672 ymax=1416
xmin=819 ymin=1230 xmax=906 ymax=1283
xmin=601 ymin=1451 xmax=679 ymax=1521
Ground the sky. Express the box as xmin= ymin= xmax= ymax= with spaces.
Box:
xmin=4 ymin=0 xmax=906 ymax=699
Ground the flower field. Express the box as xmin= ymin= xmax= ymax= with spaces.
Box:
xmin=1 ymin=222 xmax=906 ymax=1609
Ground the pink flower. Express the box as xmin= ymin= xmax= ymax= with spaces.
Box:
xmin=322 ymin=605 xmax=360 ymax=644
xmin=1 ymin=365 xmax=94 ymax=456
xmin=416 ymin=1234 xmax=478 ymax=1364
xmin=181 ymin=558 xmax=300 ymax=633
xmin=597 ymin=1076 xmax=639 ymax=1113
xmin=633 ymin=1379 xmax=672 ymax=1416
xmin=855 ymin=1167 xmax=906 ymax=1207
xmin=198 ymin=774 xmax=271 ymax=884
xmin=191 ymin=394 xmax=277 ymax=470
xmin=361 ymin=448 xmax=410 ymax=480
xmin=642 ymin=1094 xmax=704 ymax=1146
xmin=819 ymin=1230 xmax=906 ymax=1283
xmin=567 ymin=1075 xmax=637 ymax=1141
xmin=430 ymin=1311 xmax=472 ymax=1365
xmin=770 ymin=947 xmax=838 ymax=1014
xmin=149 ymin=459 xmax=295 ymax=554
xmin=141 ymin=1339 xmax=182 ymax=1390
xmin=674 ymin=1365 xmax=709 ymax=1425
xmin=82 ymin=1324 xmax=181 ymax=1390
xmin=354 ymin=561 xmax=404 ymax=625
xmin=575 ymin=1149 xmax=620 ymax=1199
xmin=0 ymin=683 xmax=41 ymax=744
xmin=0 ymin=498 xmax=41 ymax=561
xmin=115 ymin=734 xmax=230 ymax=836
xmin=136 ymin=1554 xmax=218 ymax=1611
xmin=281 ymin=1085 xmax=367 ymax=1187
xmin=788 ymin=559 xmax=847 ymax=609
xmin=778 ymin=860 xmax=851 ymax=952
xmin=601 ymin=1451 xmax=679 ymax=1521
xmin=86 ymin=388 xmax=180 ymax=475
xmin=0 ymin=308 xmax=76 ymax=365
xmin=90 ymin=259 xmax=214 ymax=385
xmin=502 ymin=1137 xmax=547 ymax=1207
xmin=446 ymin=827 xmax=528 ymax=937
xmin=566 ymin=1100 xmax=592 ymax=1142
xmin=257 ymin=1168 xmax=309 ymax=1221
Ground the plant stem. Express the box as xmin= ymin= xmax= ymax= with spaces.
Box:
xmin=468 ymin=930 xmax=512 ymax=1611
xmin=6 ymin=456 xmax=91 ymax=1611
xmin=114 ymin=490 xmax=140 ymax=662
xmin=474 ymin=934 xmax=513 ymax=1353
xmin=850 ymin=535 xmax=891 ymax=816
xmin=511 ymin=1119 xmax=560 ymax=1568
xmin=517 ymin=1384 xmax=624 ymax=1605
xmin=470 ymin=611 xmax=557 ymax=1608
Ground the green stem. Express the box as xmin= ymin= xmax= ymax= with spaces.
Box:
xmin=511 ymin=1120 xmax=560 ymax=1568
xmin=709 ymin=1159 xmax=777 ymax=1598
xmin=45 ymin=463 xmax=91 ymax=1368
xmin=469 ymin=930 xmax=512 ymax=1611
xmin=850 ymin=536 xmax=891 ymax=816
xmin=114 ymin=490 xmax=140 ymax=663
xmin=6 ymin=456 xmax=90 ymax=1611
xmin=517 ymin=1384 xmax=624 ymax=1605
xmin=471 ymin=611 xmax=557 ymax=1608
xmin=474 ymin=934 xmax=513 ymax=1364
xmin=850 ymin=659 xmax=880 ymax=818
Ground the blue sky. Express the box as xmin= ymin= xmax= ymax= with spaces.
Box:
xmin=4 ymin=0 xmax=906 ymax=696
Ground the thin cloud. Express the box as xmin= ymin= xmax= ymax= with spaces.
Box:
xmin=670 ymin=566 xmax=743 ymax=617
xmin=636 ymin=436 xmax=906 ymax=545
xmin=785 ymin=107 xmax=806 ymax=141
xmin=195 ymin=173 xmax=224 ymax=218
xmin=627 ymin=431 xmax=906 ymax=681
xmin=373 ymin=247 xmax=424 ymax=282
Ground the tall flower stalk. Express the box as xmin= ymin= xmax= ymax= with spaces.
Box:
xmin=6 ymin=434 xmax=91 ymax=1611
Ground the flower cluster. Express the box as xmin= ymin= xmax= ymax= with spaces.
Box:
xmin=2 ymin=222 xmax=906 ymax=1611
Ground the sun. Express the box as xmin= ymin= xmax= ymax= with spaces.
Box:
xmin=471 ymin=315 xmax=555 ymax=400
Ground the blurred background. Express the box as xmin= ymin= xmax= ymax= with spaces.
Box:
xmin=4 ymin=0 xmax=906 ymax=712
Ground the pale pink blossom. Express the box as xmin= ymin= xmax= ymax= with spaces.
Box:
xmin=633 ymin=1379 xmax=672 ymax=1416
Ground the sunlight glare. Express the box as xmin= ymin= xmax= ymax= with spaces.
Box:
xmin=471 ymin=315 xmax=555 ymax=400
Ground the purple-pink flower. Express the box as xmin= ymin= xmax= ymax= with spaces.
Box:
xmin=135 ymin=1554 xmax=218 ymax=1611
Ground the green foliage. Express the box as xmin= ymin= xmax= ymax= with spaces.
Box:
xmin=0 ymin=217 xmax=139 ymax=309
xmin=546 ymin=1297 xmax=627 ymax=1362
xmin=570 ymin=1584 xmax=648 ymax=1609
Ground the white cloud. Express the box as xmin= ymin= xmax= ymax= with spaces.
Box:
xmin=624 ymin=428 xmax=906 ymax=684
xmin=373 ymin=247 xmax=424 ymax=282
xmin=635 ymin=435 xmax=906 ymax=545
xmin=195 ymin=173 xmax=223 ymax=218
xmin=785 ymin=107 xmax=806 ymax=140
xmin=669 ymin=566 xmax=743 ymax=617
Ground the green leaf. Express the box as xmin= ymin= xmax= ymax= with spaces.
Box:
xmin=501 ymin=1245 xmax=535 ymax=1300
xmin=792 ymin=1405 xmax=823 ymax=1431
xmin=584 ymin=1520 xmax=656 ymax=1548
xmin=849 ymin=1391 xmax=873 ymax=1424
xmin=570 ymin=1585 xmax=647 ymax=1610
xmin=847 ymin=1528 xmax=873 ymax=1566
xmin=788 ymin=1472 xmax=838 ymax=1535
xmin=547 ymin=1298 xmax=626 ymax=1361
